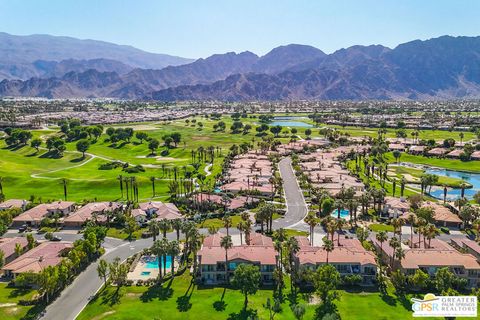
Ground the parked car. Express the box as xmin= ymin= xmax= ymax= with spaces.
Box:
xmin=18 ymin=224 xmax=28 ymax=232
xmin=51 ymin=235 xmax=62 ymax=242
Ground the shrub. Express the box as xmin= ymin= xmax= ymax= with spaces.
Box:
xmin=123 ymin=165 xmax=145 ymax=173
xmin=440 ymin=226 xmax=450 ymax=234
xmin=44 ymin=232 xmax=53 ymax=240
xmin=343 ymin=274 xmax=363 ymax=286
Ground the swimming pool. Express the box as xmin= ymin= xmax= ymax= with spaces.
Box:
xmin=141 ymin=271 xmax=151 ymax=276
xmin=144 ymin=256 xmax=172 ymax=269
xmin=331 ymin=209 xmax=350 ymax=219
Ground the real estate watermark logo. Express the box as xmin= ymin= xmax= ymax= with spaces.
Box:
xmin=411 ymin=293 xmax=477 ymax=317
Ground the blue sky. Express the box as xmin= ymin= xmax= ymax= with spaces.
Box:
xmin=0 ymin=0 xmax=479 ymax=58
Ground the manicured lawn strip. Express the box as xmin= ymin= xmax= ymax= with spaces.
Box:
xmin=368 ymin=224 xmax=394 ymax=233
xmin=0 ymin=283 xmax=40 ymax=320
xmin=283 ymin=229 xmax=309 ymax=237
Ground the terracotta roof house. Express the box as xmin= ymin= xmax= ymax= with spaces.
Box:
xmin=63 ymin=202 xmax=121 ymax=227
xmin=446 ymin=149 xmax=463 ymax=158
xmin=293 ymin=236 xmax=377 ymax=285
xmin=427 ymin=148 xmax=448 ymax=156
xmin=408 ymin=145 xmax=425 ymax=154
xmin=388 ymin=143 xmax=406 ymax=151
xmin=421 ymin=201 xmax=462 ymax=227
xmin=372 ymin=237 xmax=480 ymax=288
xmin=192 ymin=193 xmax=257 ymax=210
xmin=0 ymin=199 xmax=29 ymax=211
xmin=0 ymin=237 xmax=29 ymax=264
xmin=197 ymin=233 xmax=278 ymax=285
xmin=450 ymin=238 xmax=480 ymax=262
xmin=382 ymin=197 xmax=410 ymax=219
xmin=2 ymin=241 xmax=73 ymax=278
xmin=12 ymin=201 xmax=75 ymax=227
xmin=131 ymin=209 xmax=147 ymax=225
xmin=471 ymin=151 xmax=480 ymax=160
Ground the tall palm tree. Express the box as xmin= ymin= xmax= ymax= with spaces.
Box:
xmin=152 ymin=240 xmax=166 ymax=281
xmin=148 ymin=220 xmax=160 ymax=242
xmin=237 ymin=221 xmax=245 ymax=245
xmin=425 ymin=224 xmax=439 ymax=248
xmin=61 ymin=178 xmax=68 ymax=201
xmin=220 ymin=235 xmax=233 ymax=283
xmin=244 ymin=219 xmax=252 ymax=245
xmin=284 ymin=237 xmax=300 ymax=294
xmin=407 ymin=215 xmax=417 ymax=247
xmin=323 ymin=239 xmax=334 ymax=264
xmin=172 ymin=218 xmax=183 ymax=240
xmin=335 ymin=219 xmax=346 ymax=246
xmin=388 ymin=237 xmax=400 ymax=268
xmin=158 ymin=219 xmax=171 ymax=238
xmin=223 ymin=215 xmax=232 ymax=236
xmin=326 ymin=220 xmax=336 ymax=242
xmin=150 ymin=176 xmax=156 ymax=197
xmin=168 ymin=240 xmax=180 ymax=278
xmin=375 ymin=231 xmax=388 ymax=260
xmin=394 ymin=247 xmax=405 ymax=267
xmin=304 ymin=213 xmax=318 ymax=246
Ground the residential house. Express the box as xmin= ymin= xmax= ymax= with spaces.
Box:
xmin=293 ymin=236 xmax=377 ymax=285
xmin=0 ymin=199 xmax=29 ymax=211
xmin=197 ymin=233 xmax=278 ymax=285
xmin=63 ymin=202 xmax=121 ymax=228
xmin=0 ymin=237 xmax=29 ymax=265
xmin=11 ymin=201 xmax=75 ymax=227
xmin=2 ymin=241 xmax=73 ymax=279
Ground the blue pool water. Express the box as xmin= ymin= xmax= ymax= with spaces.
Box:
xmin=145 ymin=256 xmax=172 ymax=269
xmin=214 ymin=187 xmax=222 ymax=193
xmin=141 ymin=271 xmax=151 ymax=276
xmin=425 ymin=168 xmax=480 ymax=200
xmin=331 ymin=209 xmax=350 ymax=219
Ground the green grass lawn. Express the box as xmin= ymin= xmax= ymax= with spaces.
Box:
xmin=0 ymin=283 xmax=41 ymax=320
xmin=78 ymin=273 xmax=476 ymax=320
xmin=106 ymin=227 xmax=148 ymax=240
xmin=77 ymin=273 xmax=317 ymax=320
xmin=368 ymin=223 xmax=394 ymax=233
xmin=0 ymin=115 xmax=284 ymax=202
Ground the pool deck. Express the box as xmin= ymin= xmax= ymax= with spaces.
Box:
xmin=128 ymin=256 xmax=179 ymax=282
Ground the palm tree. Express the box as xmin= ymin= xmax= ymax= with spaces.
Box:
xmin=244 ymin=219 xmax=252 ymax=245
xmin=394 ymin=247 xmax=405 ymax=267
xmin=375 ymin=231 xmax=388 ymax=259
xmin=323 ymin=239 xmax=334 ymax=264
xmin=150 ymin=176 xmax=156 ymax=197
xmin=158 ymin=219 xmax=171 ymax=238
xmin=223 ymin=214 xmax=232 ymax=236
xmin=220 ymin=235 xmax=233 ymax=283
xmin=237 ymin=221 xmax=245 ymax=245
xmin=171 ymin=219 xmax=183 ymax=241
xmin=391 ymin=218 xmax=404 ymax=243
xmin=285 ymin=237 xmax=300 ymax=293
xmin=168 ymin=240 xmax=180 ymax=278
xmin=152 ymin=240 xmax=166 ymax=281
xmin=335 ymin=219 xmax=346 ymax=246
xmin=61 ymin=178 xmax=68 ymax=201
xmin=388 ymin=237 xmax=400 ymax=268
xmin=304 ymin=213 xmax=318 ymax=246
xmin=148 ymin=220 xmax=160 ymax=242
xmin=326 ymin=219 xmax=336 ymax=242
xmin=334 ymin=199 xmax=344 ymax=219
xmin=425 ymin=224 xmax=439 ymax=248
xmin=407 ymin=214 xmax=417 ymax=247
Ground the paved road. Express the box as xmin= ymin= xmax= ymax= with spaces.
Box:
xmin=273 ymin=157 xmax=309 ymax=231
xmin=40 ymin=233 xmax=175 ymax=320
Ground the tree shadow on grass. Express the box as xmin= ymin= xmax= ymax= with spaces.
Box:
xmin=26 ymin=151 xmax=40 ymax=157
xmin=8 ymin=287 xmax=33 ymax=299
xmin=227 ymin=308 xmax=258 ymax=320
xmin=213 ymin=287 xmax=227 ymax=311
xmin=140 ymin=279 xmax=174 ymax=302
xmin=70 ymin=156 xmax=85 ymax=163
xmin=98 ymin=287 xmax=124 ymax=306
xmin=176 ymin=279 xmax=195 ymax=312
xmin=396 ymin=293 xmax=412 ymax=311
xmin=380 ymin=293 xmax=397 ymax=306
xmin=20 ymin=301 xmax=47 ymax=320
xmin=314 ymin=302 xmax=339 ymax=320
xmin=39 ymin=151 xmax=62 ymax=159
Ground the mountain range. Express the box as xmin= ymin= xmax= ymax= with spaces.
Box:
xmin=1 ymin=33 xmax=480 ymax=101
